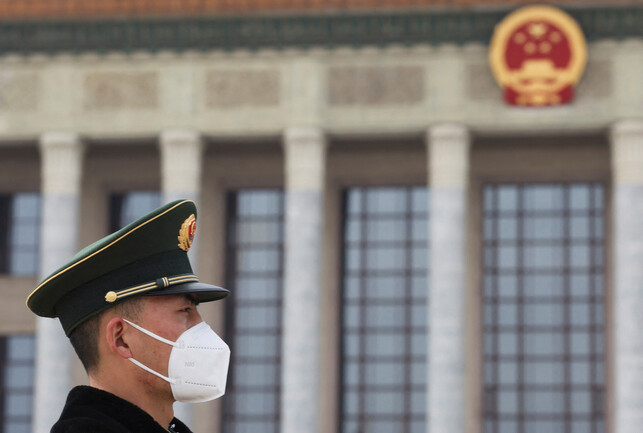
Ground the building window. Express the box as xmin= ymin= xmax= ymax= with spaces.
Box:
xmin=0 ymin=335 xmax=36 ymax=433
xmin=341 ymin=186 xmax=428 ymax=433
xmin=482 ymin=183 xmax=605 ymax=433
xmin=0 ymin=193 xmax=41 ymax=276
xmin=109 ymin=191 xmax=161 ymax=231
xmin=224 ymin=189 xmax=284 ymax=433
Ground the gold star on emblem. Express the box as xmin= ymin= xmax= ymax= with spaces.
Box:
xmin=540 ymin=42 xmax=552 ymax=53
xmin=514 ymin=32 xmax=526 ymax=44
xmin=528 ymin=22 xmax=547 ymax=39
xmin=549 ymin=31 xmax=562 ymax=43
xmin=524 ymin=42 xmax=536 ymax=54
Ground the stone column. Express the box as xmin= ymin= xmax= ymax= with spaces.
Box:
xmin=160 ymin=129 xmax=204 ymax=205
xmin=159 ymin=129 xmax=204 ymax=425
xmin=34 ymin=132 xmax=84 ymax=433
xmin=612 ymin=120 xmax=643 ymax=433
xmin=427 ymin=124 xmax=470 ymax=433
xmin=281 ymin=126 xmax=326 ymax=433
xmin=159 ymin=129 xmax=204 ymax=270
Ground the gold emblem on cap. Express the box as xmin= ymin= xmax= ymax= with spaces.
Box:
xmin=105 ymin=291 xmax=117 ymax=303
xmin=178 ymin=214 xmax=196 ymax=252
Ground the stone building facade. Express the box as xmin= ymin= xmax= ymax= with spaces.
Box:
xmin=0 ymin=1 xmax=640 ymax=433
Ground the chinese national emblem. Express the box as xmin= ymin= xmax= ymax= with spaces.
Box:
xmin=489 ymin=5 xmax=587 ymax=106
xmin=178 ymin=214 xmax=197 ymax=252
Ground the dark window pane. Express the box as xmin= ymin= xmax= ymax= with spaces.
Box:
xmin=340 ymin=186 xmax=428 ymax=433
xmin=1 ymin=193 xmax=42 ymax=276
xmin=109 ymin=191 xmax=161 ymax=231
xmin=223 ymin=189 xmax=284 ymax=433
xmin=1 ymin=335 xmax=36 ymax=433
xmin=6 ymin=336 xmax=35 ymax=361
xmin=483 ymin=183 xmax=605 ymax=432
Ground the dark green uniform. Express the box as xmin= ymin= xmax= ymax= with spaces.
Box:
xmin=52 ymin=386 xmax=193 ymax=433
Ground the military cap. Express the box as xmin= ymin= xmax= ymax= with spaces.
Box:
xmin=27 ymin=199 xmax=229 ymax=336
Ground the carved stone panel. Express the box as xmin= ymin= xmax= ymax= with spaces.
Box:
xmin=466 ymin=62 xmax=499 ymax=102
xmin=83 ymin=71 xmax=158 ymax=110
xmin=576 ymin=60 xmax=612 ymax=100
xmin=328 ymin=65 xmax=424 ymax=106
xmin=0 ymin=71 xmax=40 ymax=111
xmin=205 ymin=69 xmax=280 ymax=108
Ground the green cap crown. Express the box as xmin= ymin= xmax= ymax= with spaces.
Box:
xmin=27 ymin=199 xmax=228 ymax=335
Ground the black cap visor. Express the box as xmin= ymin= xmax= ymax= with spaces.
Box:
xmin=144 ymin=281 xmax=230 ymax=303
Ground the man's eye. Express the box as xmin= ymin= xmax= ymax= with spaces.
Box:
xmin=181 ymin=307 xmax=192 ymax=313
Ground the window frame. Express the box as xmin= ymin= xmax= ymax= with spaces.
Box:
xmin=222 ymin=189 xmax=285 ymax=433
xmin=481 ymin=182 xmax=606 ymax=433
xmin=0 ymin=334 xmax=36 ymax=433
xmin=339 ymin=185 xmax=428 ymax=433
xmin=0 ymin=193 xmax=41 ymax=276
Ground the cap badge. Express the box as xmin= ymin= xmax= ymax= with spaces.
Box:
xmin=489 ymin=5 xmax=587 ymax=106
xmin=178 ymin=214 xmax=196 ymax=252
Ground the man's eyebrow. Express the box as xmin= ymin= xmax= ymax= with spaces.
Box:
xmin=183 ymin=294 xmax=199 ymax=305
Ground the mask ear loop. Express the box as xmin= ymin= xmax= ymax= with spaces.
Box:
xmin=123 ymin=319 xmax=179 ymax=384
xmin=128 ymin=358 xmax=177 ymax=384
xmin=123 ymin=319 xmax=178 ymax=347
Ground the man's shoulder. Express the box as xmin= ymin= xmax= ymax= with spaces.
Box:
xmin=52 ymin=388 xmax=137 ymax=433
xmin=53 ymin=386 xmax=171 ymax=433
xmin=52 ymin=416 xmax=127 ymax=433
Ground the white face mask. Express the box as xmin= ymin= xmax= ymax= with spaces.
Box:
xmin=124 ymin=319 xmax=230 ymax=403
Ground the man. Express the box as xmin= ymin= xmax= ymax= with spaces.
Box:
xmin=27 ymin=200 xmax=231 ymax=433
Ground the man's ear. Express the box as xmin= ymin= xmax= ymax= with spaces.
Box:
xmin=104 ymin=317 xmax=133 ymax=359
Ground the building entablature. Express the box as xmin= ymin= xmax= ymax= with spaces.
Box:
xmin=0 ymin=35 xmax=638 ymax=142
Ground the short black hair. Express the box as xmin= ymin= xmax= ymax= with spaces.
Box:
xmin=69 ymin=297 xmax=144 ymax=373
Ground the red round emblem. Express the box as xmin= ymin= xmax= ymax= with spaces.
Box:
xmin=489 ymin=6 xmax=587 ymax=106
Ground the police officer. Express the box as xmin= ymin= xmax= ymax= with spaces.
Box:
xmin=27 ymin=200 xmax=230 ymax=433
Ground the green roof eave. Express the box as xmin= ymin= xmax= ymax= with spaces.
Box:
xmin=0 ymin=5 xmax=640 ymax=55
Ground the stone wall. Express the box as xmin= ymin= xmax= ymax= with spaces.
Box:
xmin=0 ymin=38 xmax=639 ymax=141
